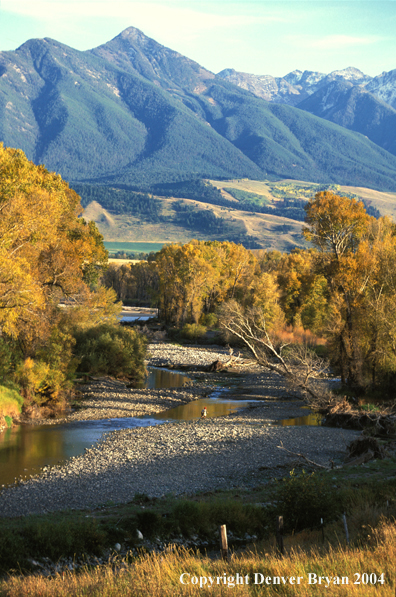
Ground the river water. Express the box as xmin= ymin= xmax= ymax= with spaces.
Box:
xmin=0 ymin=368 xmax=322 ymax=488
xmin=0 ymin=369 xmax=255 ymax=487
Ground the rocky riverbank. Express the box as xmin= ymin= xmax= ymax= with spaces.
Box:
xmin=19 ymin=344 xmax=233 ymax=426
xmin=0 ymin=414 xmax=358 ymax=517
xmin=0 ymin=343 xmax=361 ymax=518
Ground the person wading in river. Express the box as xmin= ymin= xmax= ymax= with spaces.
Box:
xmin=200 ymin=406 xmax=207 ymax=420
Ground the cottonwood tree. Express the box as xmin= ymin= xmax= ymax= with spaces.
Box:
xmin=154 ymin=240 xmax=258 ymax=325
xmin=0 ymin=145 xmax=119 ymax=400
xmin=303 ymin=191 xmax=396 ymax=392
xmin=0 ymin=145 xmax=109 ymax=338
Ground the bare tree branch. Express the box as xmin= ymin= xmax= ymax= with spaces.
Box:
xmin=218 ymin=300 xmax=329 ymax=401
xmin=277 ymin=442 xmax=330 ymax=469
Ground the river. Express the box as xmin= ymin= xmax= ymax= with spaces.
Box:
xmin=0 ymin=368 xmax=264 ymax=487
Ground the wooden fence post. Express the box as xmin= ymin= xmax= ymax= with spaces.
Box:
xmin=276 ymin=516 xmax=284 ymax=555
xmin=219 ymin=525 xmax=228 ymax=561
xmin=342 ymin=513 xmax=349 ymax=545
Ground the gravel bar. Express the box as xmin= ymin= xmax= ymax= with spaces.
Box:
xmin=0 ymin=343 xmax=360 ymax=517
xmin=0 ymin=418 xmax=358 ymax=517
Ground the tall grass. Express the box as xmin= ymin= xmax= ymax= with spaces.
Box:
xmin=1 ymin=520 xmax=394 ymax=596
xmin=274 ymin=326 xmax=326 ymax=348
xmin=0 ymin=385 xmax=24 ymax=418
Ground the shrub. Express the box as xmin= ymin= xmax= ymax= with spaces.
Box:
xmin=180 ymin=324 xmax=208 ymax=343
xmin=207 ymin=500 xmax=269 ymax=537
xmin=73 ymin=323 xmax=147 ymax=381
xmin=0 ymin=337 xmax=19 ymax=382
xmin=0 ymin=517 xmax=106 ymax=572
xmin=13 ymin=328 xmax=77 ymax=405
xmin=273 ymin=470 xmax=343 ymax=533
xmin=172 ymin=501 xmax=202 ymax=536
xmin=14 ymin=358 xmax=66 ymax=404
xmin=135 ymin=511 xmax=163 ymax=538
xmin=199 ymin=313 xmax=218 ymax=328
xmin=170 ymin=500 xmax=268 ymax=538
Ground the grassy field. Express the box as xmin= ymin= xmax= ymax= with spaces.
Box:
xmin=211 ymin=179 xmax=396 ymax=219
xmin=104 ymin=242 xmax=165 ymax=254
xmin=0 ymin=456 xmax=396 ymax=595
xmin=83 ymin=179 xmax=396 ymax=252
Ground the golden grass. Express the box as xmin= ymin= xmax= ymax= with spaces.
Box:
xmin=274 ymin=326 xmax=327 ymax=347
xmin=1 ymin=521 xmax=395 ymax=596
xmin=107 ymin=259 xmax=141 ymax=264
xmin=0 ymin=386 xmax=23 ymax=418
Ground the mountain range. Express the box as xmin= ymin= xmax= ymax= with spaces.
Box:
xmin=219 ymin=66 xmax=396 ymax=159
xmin=1 ymin=27 xmax=396 ymax=192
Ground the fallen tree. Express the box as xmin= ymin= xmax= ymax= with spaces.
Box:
xmin=218 ymin=300 xmax=329 ymax=402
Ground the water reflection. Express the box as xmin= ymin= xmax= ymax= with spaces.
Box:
xmin=0 ymin=417 xmax=166 ymax=487
xmin=0 ymin=368 xmax=322 ymax=488
xmin=151 ymin=397 xmax=247 ymax=421
xmin=137 ymin=368 xmax=190 ymax=389
xmin=275 ymin=413 xmax=323 ymax=426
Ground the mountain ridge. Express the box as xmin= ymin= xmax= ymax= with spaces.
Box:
xmin=1 ymin=27 xmax=396 ymax=192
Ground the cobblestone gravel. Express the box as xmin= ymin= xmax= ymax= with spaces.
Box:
xmin=0 ymin=343 xmax=360 ymax=517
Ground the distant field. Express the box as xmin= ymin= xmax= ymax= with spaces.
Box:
xmin=88 ymin=179 xmax=396 ymax=253
xmin=104 ymin=242 xmax=165 ymax=254
xmin=108 ymin=258 xmax=141 ymax=264
xmin=211 ymin=178 xmax=396 ymax=219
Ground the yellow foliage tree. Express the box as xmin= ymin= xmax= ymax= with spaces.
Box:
xmin=0 ymin=144 xmax=108 ymax=341
xmin=0 ymin=145 xmax=120 ymax=402
xmin=303 ymin=191 xmax=396 ymax=391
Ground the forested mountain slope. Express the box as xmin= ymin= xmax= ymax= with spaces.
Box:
xmin=1 ymin=28 xmax=396 ymax=191
xmin=297 ymin=80 xmax=396 ymax=157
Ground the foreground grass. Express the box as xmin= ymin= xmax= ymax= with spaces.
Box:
xmin=1 ymin=457 xmax=396 ymax=575
xmin=1 ymin=520 xmax=395 ymax=596
xmin=1 ymin=456 xmax=395 ymax=594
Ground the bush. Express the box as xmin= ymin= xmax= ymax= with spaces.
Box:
xmin=0 ymin=337 xmax=19 ymax=382
xmin=13 ymin=327 xmax=77 ymax=405
xmin=170 ymin=500 xmax=269 ymax=538
xmin=199 ymin=313 xmax=218 ymax=328
xmin=14 ymin=358 xmax=67 ymax=405
xmin=0 ymin=517 xmax=106 ymax=572
xmin=73 ymin=323 xmax=147 ymax=381
xmin=172 ymin=501 xmax=202 ymax=536
xmin=180 ymin=324 xmax=208 ymax=343
xmin=273 ymin=470 xmax=343 ymax=533
xmin=135 ymin=511 xmax=163 ymax=538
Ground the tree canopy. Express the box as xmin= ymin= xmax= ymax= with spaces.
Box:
xmin=0 ymin=144 xmax=108 ymax=339
xmin=0 ymin=145 xmax=148 ymax=409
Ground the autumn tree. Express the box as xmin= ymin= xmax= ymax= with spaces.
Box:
xmin=302 ymin=191 xmax=396 ymax=392
xmin=0 ymin=145 xmax=135 ymax=405
xmin=0 ymin=145 xmax=109 ymax=337
xmin=153 ymin=241 xmax=258 ymax=326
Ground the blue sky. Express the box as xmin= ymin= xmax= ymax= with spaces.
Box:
xmin=0 ymin=1 xmax=395 ymax=77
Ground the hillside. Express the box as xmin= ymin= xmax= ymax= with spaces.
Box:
xmin=81 ymin=178 xmax=396 ymax=252
xmin=1 ymin=28 xmax=396 ymax=191
xmin=219 ymin=65 xmax=396 ymax=160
